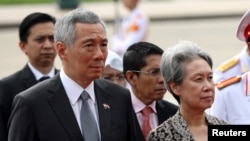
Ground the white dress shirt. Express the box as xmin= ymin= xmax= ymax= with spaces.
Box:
xmin=28 ymin=62 xmax=55 ymax=80
xmin=130 ymin=90 xmax=158 ymax=129
xmin=59 ymin=70 xmax=100 ymax=136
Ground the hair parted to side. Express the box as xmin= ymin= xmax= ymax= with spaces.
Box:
xmin=160 ymin=40 xmax=213 ymax=104
xmin=123 ymin=41 xmax=163 ymax=78
xmin=19 ymin=12 xmax=56 ymax=43
xmin=54 ymin=8 xmax=107 ymax=47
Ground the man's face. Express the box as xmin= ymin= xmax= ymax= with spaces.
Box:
xmin=131 ymin=54 xmax=166 ymax=105
xmin=20 ymin=22 xmax=56 ymax=68
xmin=59 ymin=23 xmax=108 ymax=87
xmin=103 ymin=65 xmax=126 ymax=87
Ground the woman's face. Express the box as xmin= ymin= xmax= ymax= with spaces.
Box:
xmin=175 ymin=58 xmax=214 ymax=111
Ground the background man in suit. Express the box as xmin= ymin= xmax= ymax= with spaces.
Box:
xmin=0 ymin=12 xmax=58 ymax=141
xmin=123 ymin=42 xmax=178 ymax=140
xmin=8 ymin=8 xmax=136 ymax=141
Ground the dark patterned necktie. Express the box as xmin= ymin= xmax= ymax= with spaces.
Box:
xmin=80 ymin=90 xmax=100 ymax=141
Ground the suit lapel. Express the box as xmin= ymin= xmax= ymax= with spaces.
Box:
xmin=156 ymin=101 xmax=170 ymax=124
xmin=94 ymin=79 xmax=111 ymax=140
xmin=21 ymin=65 xmax=59 ymax=89
xmin=21 ymin=64 xmax=38 ymax=88
xmin=133 ymin=112 xmax=145 ymax=141
xmin=47 ymin=75 xmax=83 ymax=141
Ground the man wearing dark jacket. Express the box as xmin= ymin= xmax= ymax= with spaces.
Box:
xmin=123 ymin=42 xmax=178 ymax=140
xmin=0 ymin=12 xmax=58 ymax=141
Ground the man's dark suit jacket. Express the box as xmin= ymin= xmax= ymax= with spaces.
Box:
xmin=0 ymin=64 xmax=59 ymax=141
xmin=134 ymin=100 xmax=179 ymax=141
xmin=7 ymin=74 xmax=137 ymax=141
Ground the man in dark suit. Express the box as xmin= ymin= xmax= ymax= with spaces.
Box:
xmin=7 ymin=8 xmax=136 ymax=141
xmin=0 ymin=12 xmax=58 ymax=141
xmin=123 ymin=42 xmax=179 ymax=141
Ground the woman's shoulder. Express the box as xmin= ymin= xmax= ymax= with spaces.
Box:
xmin=206 ymin=114 xmax=228 ymax=125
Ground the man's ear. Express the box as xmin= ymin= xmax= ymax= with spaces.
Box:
xmin=56 ymin=42 xmax=67 ymax=60
xmin=125 ymin=70 xmax=136 ymax=86
xmin=19 ymin=41 xmax=27 ymax=55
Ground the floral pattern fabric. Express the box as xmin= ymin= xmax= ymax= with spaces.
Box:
xmin=146 ymin=110 xmax=227 ymax=141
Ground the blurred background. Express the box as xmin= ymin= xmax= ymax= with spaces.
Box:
xmin=1 ymin=0 xmax=249 ymax=104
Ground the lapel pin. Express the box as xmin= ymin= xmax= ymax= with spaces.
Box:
xmin=103 ymin=103 xmax=110 ymax=110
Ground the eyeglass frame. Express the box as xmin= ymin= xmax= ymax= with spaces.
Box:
xmin=102 ymin=73 xmax=126 ymax=81
xmin=131 ymin=68 xmax=161 ymax=77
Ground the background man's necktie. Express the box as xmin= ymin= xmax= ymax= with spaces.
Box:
xmin=141 ymin=106 xmax=153 ymax=140
xmin=80 ymin=90 xmax=100 ymax=141
xmin=38 ymin=76 xmax=50 ymax=82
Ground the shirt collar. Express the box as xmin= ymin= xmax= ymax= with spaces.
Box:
xmin=60 ymin=69 xmax=96 ymax=106
xmin=130 ymin=89 xmax=157 ymax=113
xmin=28 ymin=62 xmax=55 ymax=80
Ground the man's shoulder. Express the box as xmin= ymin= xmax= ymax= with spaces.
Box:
xmin=157 ymin=99 xmax=179 ymax=111
xmin=1 ymin=64 xmax=32 ymax=82
xmin=215 ymin=75 xmax=243 ymax=90
xmin=213 ymin=55 xmax=248 ymax=83
xmin=16 ymin=78 xmax=56 ymax=101
xmin=94 ymin=79 xmax=130 ymax=94
xmin=157 ymin=99 xmax=178 ymax=106
xmin=216 ymin=57 xmax=240 ymax=73
xmin=0 ymin=69 xmax=26 ymax=84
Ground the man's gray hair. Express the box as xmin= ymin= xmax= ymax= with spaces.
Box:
xmin=54 ymin=8 xmax=107 ymax=47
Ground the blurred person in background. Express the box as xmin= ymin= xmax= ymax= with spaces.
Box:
xmin=147 ymin=40 xmax=227 ymax=141
xmin=213 ymin=9 xmax=250 ymax=84
xmin=103 ymin=50 xmax=130 ymax=88
xmin=207 ymin=9 xmax=250 ymax=116
xmin=209 ymin=32 xmax=250 ymax=124
xmin=123 ymin=42 xmax=178 ymax=141
xmin=0 ymin=12 xmax=58 ymax=141
xmin=111 ymin=0 xmax=149 ymax=57
xmin=210 ymin=70 xmax=250 ymax=124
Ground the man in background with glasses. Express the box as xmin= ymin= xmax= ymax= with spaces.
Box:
xmin=123 ymin=41 xmax=178 ymax=140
